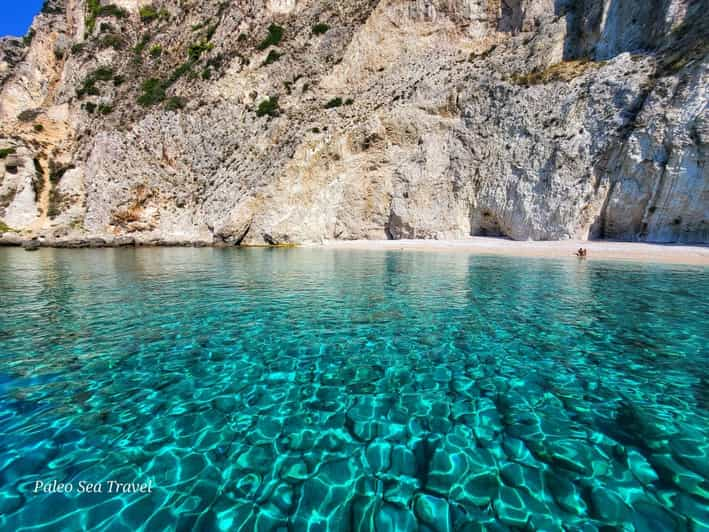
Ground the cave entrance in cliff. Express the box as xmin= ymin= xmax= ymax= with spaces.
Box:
xmin=471 ymin=210 xmax=507 ymax=238
xmin=4 ymin=154 xmax=20 ymax=174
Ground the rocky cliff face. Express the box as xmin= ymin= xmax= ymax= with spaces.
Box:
xmin=0 ymin=0 xmax=707 ymax=244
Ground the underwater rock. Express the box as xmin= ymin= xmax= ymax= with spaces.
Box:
xmin=670 ymin=436 xmax=709 ymax=479
xmin=500 ymin=462 xmax=526 ymax=488
xmin=626 ymin=449 xmax=659 ymax=485
xmin=295 ymin=473 xmax=354 ymax=530
xmin=313 ymin=430 xmax=348 ymax=453
xmin=269 ymin=483 xmax=294 ymax=514
xmin=379 ymin=422 xmax=407 ymax=442
xmin=212 ymin=396 xmax=237 ymax=414
xmin=450 ymin=469 xmax=499 ymax=508
xmin=502 ymin=436 xmax=533 ymax=463
xmin=351 ymin=420 xmax=380 ymax=442
xmin=236 ymin=446 xmax=276 ymax=476
xmin=649 ymin=453 xmax=709 ymax=501
xmin=0 ymin=489 xmax=23 ymax=516
xmin=451 ymin=400 xmax=476 ymax=424
xmin=494 ymin=485 xmax=531 ymax=528
xmin=251 ymin=416 xmax=283 ymax=442
xmin=446 ymin=444 xmax=500 ymax=506
xmin=281 ymin=461 xmax=309 ymax=484
xmin=433 ymin=366 xmax=452 ymax=383
xmin=631 ymin=499 xmax=685 ymax=531
xmin=366 ymin=441 xmax=393 ymax=474
xmin=615 ymin=401 xmax=678 ymax=448
xmin=589 ymin=486 xmax=630 ymax=524
xmin=427 ymin=446 xmax=474 ymax=496
xmin=545 ymin=472 xmax=588 ymax=516
xmin=527 ymin=513 xmax=564 ymax=531
xmin=500 ymin=462 xmax=544 ymax=496
xmin=675 ymin=492 xmax=709 ymax=531
xmin=350 ymin=494 xmax=380 ymax=530
xmin=252 ymin=507 xmax=288 ymax=531
xmin=473 ymin=398 xmax=503 ymax=444
xmin=545 ymin=440 xmax=595 ymax=476
xmin=285 ymin=429 xmax=318 ymax=451
xmin=414 ymin=493 xmax=451 ymax=532
xmin=374 ymin=503 xmax=417 ymax=531
xmin=383 ymin=476 xmax=419 ymax=507
xmin=389 ymin=445 xmax=417 ymax=478
xmin=22 ymin=239 xmax=40 ymax=251
xmin=234 ymin=473 xmax=262 ymax=499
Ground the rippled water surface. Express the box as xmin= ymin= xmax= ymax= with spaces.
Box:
xmin=0 ymin=248 xmax=707 ymax=531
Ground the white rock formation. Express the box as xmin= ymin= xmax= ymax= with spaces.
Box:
xmin=0 ymin=0 xmax=707 ymax=243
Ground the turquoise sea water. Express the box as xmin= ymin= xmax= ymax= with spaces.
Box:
xmin=0 ymin=247 xmax=707 ymax=531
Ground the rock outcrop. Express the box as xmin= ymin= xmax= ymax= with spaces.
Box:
xmin=1 ymin=0 xmax=707 ymax=244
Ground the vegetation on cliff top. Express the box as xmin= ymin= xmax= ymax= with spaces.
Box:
xmin=41 ymin=0 xmax=64 ymax=14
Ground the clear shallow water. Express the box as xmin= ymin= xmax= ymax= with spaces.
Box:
xmin=0 ymin=247 xmax=707 ymax=531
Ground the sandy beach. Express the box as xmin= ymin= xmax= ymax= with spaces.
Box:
xmin=316 ymin=238 xmax=709 ymax=266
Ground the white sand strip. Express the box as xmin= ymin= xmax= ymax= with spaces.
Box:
xmin=313 ymin=238 xmax=709 ymax=266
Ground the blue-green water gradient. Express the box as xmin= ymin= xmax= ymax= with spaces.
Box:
xmin=0 ymin=248 xmax=707 ymax=530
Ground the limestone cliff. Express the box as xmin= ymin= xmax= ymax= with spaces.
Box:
xmin=0 ymin=0 xmax=707 ymax=245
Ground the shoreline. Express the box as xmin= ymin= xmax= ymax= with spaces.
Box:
xmin=315 ymin=238 xmax=709 ymax=266
xmin=2 ymin=234 xmax=708 ymax=266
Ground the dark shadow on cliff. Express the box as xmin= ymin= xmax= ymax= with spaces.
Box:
xmin=553 ymin=0 xmax=708 ymax=63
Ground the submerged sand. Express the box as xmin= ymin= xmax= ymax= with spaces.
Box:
xmin=316 ymin=238 xmax=709 ymax=266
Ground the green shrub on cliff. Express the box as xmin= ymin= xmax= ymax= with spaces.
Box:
xmin=188 ymin=41 xmax=214 ymax=61
xmin=256 ymin=96 xmax=279 ymax=117
xmin=49 ymin=161 xmax=74 ymax=184
xmin=140 ymin=5 xmax=158 ymax=23
xmin=47 ymin=189 xmax=63 ymax=218
xmin=86 ymin=1 xmax=128 ymax=35
xmin=77 ymin=67 xmax=115 ymax=98
xmin=257 ymin=24 xmax=283 ymax=50
xmin=99 ymin=5 xmax=128 ymax=18
xmin=100 ymin=34 xmax=125 ymax=50
xmin=312 ymin=23 xmax=330 ymax=36
xmin=137 ymin=78 xmax=166 ymax=106
xmin=165 ymin=97 xmax=186 ymax=111
xmin=262 ymin=50 xmax=283 ymax=66
xmin=23 ymin=29 xmax=35 ymax=47
xmin=324 ymin=97 xmax=343 ymax=109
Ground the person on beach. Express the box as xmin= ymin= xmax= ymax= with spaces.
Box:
xmin=575 ymin=248 xmax=588 ymax=258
